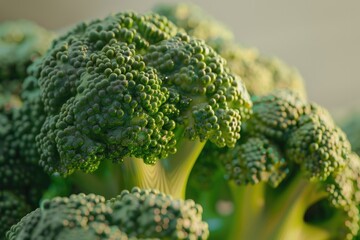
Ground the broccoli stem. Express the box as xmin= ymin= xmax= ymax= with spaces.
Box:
xmin=121 ymin=139 xmax=206 ymax=199
xmin=228 ymin=173 xmax=330 ymax=240
xmin=69 ymin=160 xmax=125 ymax=199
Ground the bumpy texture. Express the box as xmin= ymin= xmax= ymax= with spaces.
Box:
xmin=34 ymin=12 xmax=251 ymax=176
xmin=153 ymin=3 xmax=307 ymax=98
xmin=0 ymin=192 xmax=31 ymax=238
xmin=109 ymin=187 xmax=209 ymax=239
xmin=223 ymin=136 xmax=288 ymax=187
xmin=0 ymin=102 xmax=49 ymax=238
xmin=153 ymin=3 xmax=234 ymax=43
xmin=7 ymin=188 xmax=209 ymax=240
xmin=246 ymin=90 xmax=306 ymax=141
xmin=6 ymin=193 xmax=126 ymax=240
xmin=0 ymin=68 xmax=50 ymax=238
xmin=286 ymin=104 xmax=351 ymax=180
xmin=325 ymin=153 xmax=360 ymax=239
xmin=0 ymin=20 xmax=54 ymax=108
xmin=214 ymin=90 xmax=359 ymax=239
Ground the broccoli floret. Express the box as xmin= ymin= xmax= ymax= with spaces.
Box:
xmin=153 ymin=3 xmax=234 ymax=43
xmin=31 ymin=11 xmax=250 ymax=198
xmin=0 ymin=191 xmax=31 ymax=238
xmin=0 ymin=72 xmax=50 ymax=238
xmin=6 ymin=187 xmax=209 ymax=240
xmin=195 ymin=90 xmax=359 ymax=240
xmin=246 ymin=90 xmax=307 ymax=141
xmin=0 ymin=20 xmax=54 ymax=108
xmin=153 ymin=3 xmax=307 ymax=98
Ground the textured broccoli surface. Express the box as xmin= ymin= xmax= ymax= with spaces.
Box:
xmin=0 ymin=20 xmax=54 ymax=108
xmin=153 ymin=3 xmax=234 ymax=43
xmin=0 ymin=105 xmax=50 ymax=237
xmin=26 ymin=11 xmax=250 ymax=199
xmin=153 ymin=3 xmax=307 ymax=98
xmin=6 ymin=187 xmax=209 ymax=240
xmin=196 ymin=90 xmax=359 ymax=240
xmin=0 ymin=64 xmax=50 ymax=238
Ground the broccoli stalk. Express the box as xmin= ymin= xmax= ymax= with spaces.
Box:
xmin=228 ymin=176 xmax=330 ymax=240
xmin=121 ymin=139 xmax=206 ymax=198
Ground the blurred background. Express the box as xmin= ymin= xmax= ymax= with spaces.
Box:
xmin=1 ymin=0 xmax=359 ymax=119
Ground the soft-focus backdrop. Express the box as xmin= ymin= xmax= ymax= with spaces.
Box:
xmin=1 ymin=0 xmax=359 ymax=118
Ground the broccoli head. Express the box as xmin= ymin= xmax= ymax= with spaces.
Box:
xmin=195 ymin=90 xmax=359 ymax=240
xmin=0 ymin=67 xmax=50 ymax=238
xmin=6 ymin=187 xmax=209 ymax=240
xmin=30 ymin=11 xmax=250 ymax=199
xmin=153 ymin=3 xmax=234 ymax=43
xmin=153 ymin=3 xmax=307 ymax=98
xmin=0 ymin=20 xmax=54 ymax=108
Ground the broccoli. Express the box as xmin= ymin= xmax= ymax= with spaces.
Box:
xmin=1 ymin=4 xmax=360 ymax=240
xmin=28 ymin=11 xmax=251 ymax=199
xmin=6 ymin=187 xmax=209 ymax=240
xmin=153 ymin=3 xmax=307 ymax=99
xmin=0 ymin=102 xmax=50 ymax=237
xmin=0 ymin=20 xmax=54 ymax=108
xmin=196 ymin=90 xmax=359 ymax=240
xmin=0 ymin=22 xmax=53 ymax=235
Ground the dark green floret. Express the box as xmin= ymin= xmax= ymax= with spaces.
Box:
xmin=0 ymin=20 xmax=54 ymax=108
xmin=34 ymin=12 xmax=250 ymax=177
xmin=195 ymin=90 xmax=359 ymax=240
xmin=6 ymin=187 xmax=209 ymax=240
xmin=153 ymin=3 xmax=307 ymax=98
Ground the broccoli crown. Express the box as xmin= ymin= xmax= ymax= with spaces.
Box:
xmin=246 ymin=90 xmax=306 ymax=141
xmin=6 ymin=193 xmax=125 ymax=240
xmin=34 ymin=11 xmax=251 ymax=176
xmin=0 ymin=83 xmax=49 ymax=238
xmin=0 ymin=20 xmax=54 ymax=80
xmin=153 ymin=3 xmax=234 ymax=43
xmin=286 ymin=104 xmax=351 ymax=180
xmin=0 ymin=191 xmax=31 ymax=238
xmin=0 ymin=20 xmax=54 ymax=108
xmin=223 ymin=136 xmax=288 ymax=188
xmin=6 ymin=187 xmax=209 ymax=240
xmin=108 ymin=187 xmax=208 ymax=239
xmin=153 ymin=3 xmax=307 ymax=98
xmin=215 ymin=90 xmax=359 ymax=239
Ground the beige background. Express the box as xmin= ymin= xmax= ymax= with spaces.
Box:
xmin=1 ymin=0 xmax=359 ymax=119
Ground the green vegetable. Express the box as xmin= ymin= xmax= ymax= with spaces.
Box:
xmin=0 ymin=20 xmax=54 ymax=108
xmin=197 ymin=90 xmax=359 ymax=240
xmin=153 ymin=3 xmax=307 ymax=98
xmin=6 ymin=187 xmax=209 ymax=240
xmin=0 ymin=21 xmax=54 ymax=237
xmin=31 ymin=11 xmax=251 ymax=198
xmin=1 ymin=4 xmax=359 ymax=240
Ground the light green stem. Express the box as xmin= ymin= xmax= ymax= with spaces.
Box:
xmin=69 ymin=160 xmax=124 ymax=199
xmin=228 ymin=174 xmax=330 ymax=240
xmin=228 ymin=182 xmax=267 ymax=240
xmin=121 ymin=139 xmax=206 ymax=199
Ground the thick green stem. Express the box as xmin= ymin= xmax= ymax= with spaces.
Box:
xmin=228 ymin=174 xmax=330 ymax=240
xmin=228 ymin=182 xmax=267 ymax=240
xmin=121 ymin=139 xmax=206 ymax=199
xmin=69 ymin=160 xmax=125 ymax=199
